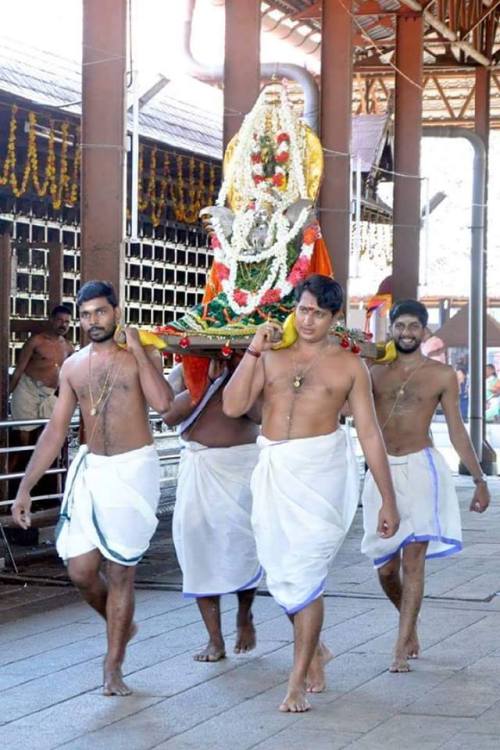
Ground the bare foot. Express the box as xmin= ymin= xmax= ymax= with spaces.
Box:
xmin=193 ymin=641 xmax=226 ymax=662
xmin=389 ymin=656 xmax=411 ymax=673
xmin=234 ymin=618 xmax=256 ymax=654
xmin=305 ymin=642 xmax=334 ymax=693
xmin=103 ymin=667 xmax=132 ymax=696
xmin=279 ymin=686 xmax=311 ymax=713
xmin=406 ymin=630 xmax=420 ymax=659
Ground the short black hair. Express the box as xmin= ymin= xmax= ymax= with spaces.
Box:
xmin=50 ymin=304 xmax=72 ymax=318
xmin=76 ymin=280 xmax=118 ymax=309
xmin=389 ymin=299 xmax=428 ymax=328
xmin=294 ymin=274 xmax=344 ymax=315
xmin=487 ymin=363 xmax=497 ymax=375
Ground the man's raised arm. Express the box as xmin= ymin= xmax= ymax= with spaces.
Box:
xmin=11 ymin=363 xmax=77 ymax=529
xmin=123 ymin=328 xmax=173 ymax=414
xmin=222 ymin=323 xmax=279 ymax=418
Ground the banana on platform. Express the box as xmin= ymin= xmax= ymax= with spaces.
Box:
xmin=272 ymin=313 xmax=298 ymax=350
xmin=115 ymin=327 xmax=166 ymax=350
xmin=374 ymin=339 xmax=397 ymax=364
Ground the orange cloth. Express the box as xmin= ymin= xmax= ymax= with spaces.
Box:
xmin=202 ymin=263 xmax=222 ymax=307
xmin=310 ymin=237 xmax=333 ymax=277
xmin=182 ymin=355 xmax=211 ymax=404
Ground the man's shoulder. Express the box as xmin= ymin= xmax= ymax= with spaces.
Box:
xmin=423 ymin=357 xmax=454 ymax=381
xmin=62 ymin=346 xmax=86 ymax=371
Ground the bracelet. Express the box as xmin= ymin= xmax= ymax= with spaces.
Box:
xmin=246 ymin=346 xmax=261 ymax=359
xmin=473 ymin=475 xmax=487 ymax=485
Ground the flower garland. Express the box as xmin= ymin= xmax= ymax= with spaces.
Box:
xmin=208 ymin=84 xmax=315 ymax=316
xmin=211 ymin=221 xmax=320 ymax=316
xmin=0 ymin=105 xmax=219 ymax=225
xmin=0 ymin=105 xmax=78 ymax=209
xmin=217 ymin=85 xmax=308 ymax=210
xmin=137 ymin=144 xmax=219 ymax=227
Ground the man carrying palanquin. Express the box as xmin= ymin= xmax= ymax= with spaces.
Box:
xmin=12 ymin=280 xmax=173 ymax=696
xmin=223 ymin=274 xmax=400 ymax=713
xmin=362 ymin=299 xmax=490 ymax=674
xmin=163 ymin=355 xmax=261 ymax=662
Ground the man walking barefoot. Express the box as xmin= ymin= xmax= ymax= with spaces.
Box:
xmin=362 ymin=299 xmax=490 ymax=673
xmin=223 ymin=275 xmax=399 ymax=713
xmin=12 ymin=280 xmax=173 ymax=696
xmin=163 ymin=356 xmax=262 ymax=662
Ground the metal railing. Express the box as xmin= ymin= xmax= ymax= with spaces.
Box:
xmin=0 ymin=412 xmax=181 ymax=571
xmin=0 ymin=413 xmax=181 ymax=509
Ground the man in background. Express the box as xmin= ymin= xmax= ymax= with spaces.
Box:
xmin=10 ymin=305 xmax=74 ymax=441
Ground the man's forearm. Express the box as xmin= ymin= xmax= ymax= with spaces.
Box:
xmin=133 ymin=350 xmax=173 ymax=413
xmin=18 ymin=425 xmax=67 ymax=493
xmin=223 ymin=353 xmax=259 ymax=417
xmin=9 ymin=368 xmax=23 ymax=394
xmin=162 ymin=390 xmax=197 ymax=427
xmin=451 ymin=428 xmax=483 ymax=478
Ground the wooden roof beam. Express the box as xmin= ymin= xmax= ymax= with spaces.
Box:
xmin=462 ymin=0 xmax=500 ymax=38
xmin=398 ymin=0 xmax=492 ymax=65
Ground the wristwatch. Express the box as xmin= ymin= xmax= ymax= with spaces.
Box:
xmin=472 ymin=474 xmax=487 ymax=485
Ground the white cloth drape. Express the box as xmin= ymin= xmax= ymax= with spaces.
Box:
xmin=361 ymin=447 xmax=462 ymax=568
xmin=173 ymin=440 xmax=262 ymax=597
xmin=251 ymin=428 xmax=359 ymax=615
xmin=56 ymin=443 xmax=160 ymax=566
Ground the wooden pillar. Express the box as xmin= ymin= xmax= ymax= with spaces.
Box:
xmin=0 ymin=235 xmax=11 ymax=501
xmin=392 ymin=13 xmax=423 ymax=302
xmin=81 ymin=0 xmax=127 ymax=302
xmin=319 ymin=0 xmax=353 ymax=298
xmin=48 ymin=244 xmax=63 ymax=313
xmin=223 ymin=0 xmax=261 ymax=148
xmin=0 ymin=235 xmax=11 ymax=423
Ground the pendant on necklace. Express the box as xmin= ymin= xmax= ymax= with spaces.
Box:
xmin=293 ymin=375 xmax=303 ymax=390
xmin=90 ymin=407 xmax=97 ymax=416
xmin=398 ymin=388 xmax=405 ymax=396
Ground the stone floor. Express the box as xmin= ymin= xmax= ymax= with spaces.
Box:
xmin=0 ymin=477 xmax=499 ymax=749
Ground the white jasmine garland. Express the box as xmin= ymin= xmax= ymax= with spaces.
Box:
xmin=211 ymin=220 xmax=317 ymax=316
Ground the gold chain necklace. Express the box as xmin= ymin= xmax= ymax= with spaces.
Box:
xmin=291 ymin=345 xmax=329 ymax=391
xmin=88 ymin=347 xmax=119 ymax=417
xmin=381 ymin=359 xmax=427 ymax=429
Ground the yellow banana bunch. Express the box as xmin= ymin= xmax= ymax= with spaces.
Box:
xmin=115 ymin=327 xmax=166 ymax=351
xmin=375 ymin=339 xmax=397 ymax=364
xmin=272 ymin=313 xmax=298 ymax=350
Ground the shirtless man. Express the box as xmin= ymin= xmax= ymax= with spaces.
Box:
xmin=361 ymin=299 xmax=490 ymax=673
xmin=163 ymin=356 xmax=261 ymax=662
xmin=223 ymin=274 xmax=399 ymax=713
xmin=10 ymin=305 xmax=74 ymax=442
xmin=12 ymin=280 xmax=173 ymax=696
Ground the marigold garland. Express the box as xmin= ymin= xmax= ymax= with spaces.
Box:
xmin=0 ymin=104 xmax=219 ymax=225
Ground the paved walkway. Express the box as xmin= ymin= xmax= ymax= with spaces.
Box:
xmin=0 ymin=478 xmax=500 ymax=749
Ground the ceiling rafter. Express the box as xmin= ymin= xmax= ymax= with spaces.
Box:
xmin=398 ymin=0 xmax=492 ymax=65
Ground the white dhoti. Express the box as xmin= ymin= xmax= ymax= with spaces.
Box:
xmin=361 ymin=447 xmax=462 ymax=568
xmin=10 ymin=373 xmax=57 ymax=430
xmin=251 ymin=429 xmax=359 ymax=615
xmin=56 ymin=443 xmax=160 ymax=566
xmin=173 ymin=441 xmax=262 ymax=597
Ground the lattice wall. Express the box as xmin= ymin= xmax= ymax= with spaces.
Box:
xmin=1 ymin=212 xmax=212 ymax=367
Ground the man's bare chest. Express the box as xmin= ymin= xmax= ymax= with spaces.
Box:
xmin=33 ymin=339 xmax=68 ymax=365
xmin=376 ymin=375 xmax=441 ymax=409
